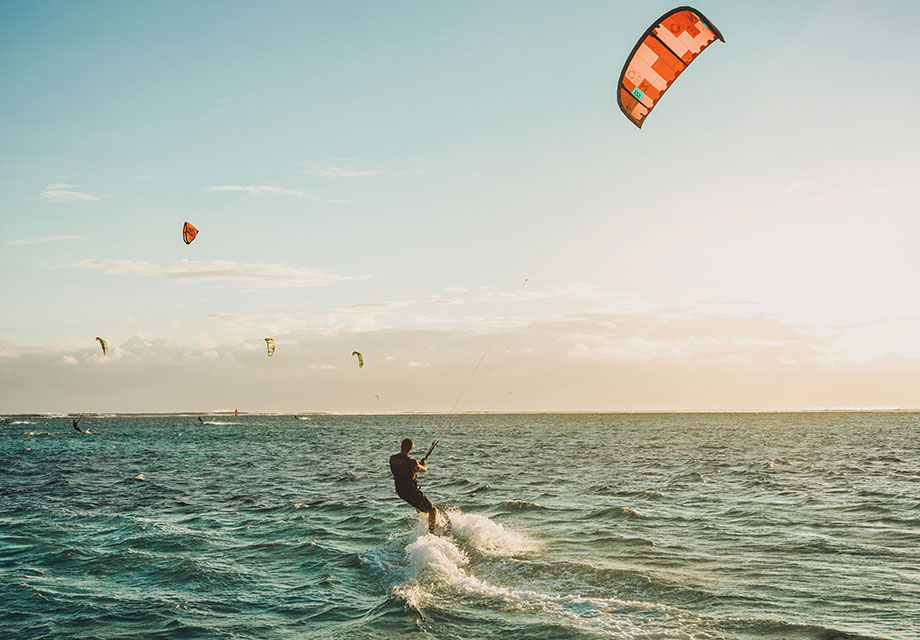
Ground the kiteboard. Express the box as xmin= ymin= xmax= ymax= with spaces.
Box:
xmin=430 ymin=507 xmax=453 ymax=538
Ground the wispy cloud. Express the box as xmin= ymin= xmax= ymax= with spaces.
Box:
xmin=65 ymin=259 xmax=363 ymax=288
xmin=40 ymin=183 xmax=99 ymax=203
xmin=567 ymin=337 xmax=694 ymax=361
xmin=114 ymin=315 xmax=139 ymax=326
xmin=202 ymin=296 xmax=460 ymax=336
xmin=324 ymin=297 xmax=461 ymax=315
xmin=781 ymin=180 xmax=813 ymax=193
xmin=8 ymin=234 xmax=83 ymax=246
xmin=206 ymin=312 xmax=309 ymax=334
xmin=473 ymin=283 xmax=627 ymax=304
xmin=301 ymin=162 xmax=422 ymax=179
xmin=206 ymin=185 xmax=314 ymax=198
xmin=302 ymin=164 xmax=378 ymax=178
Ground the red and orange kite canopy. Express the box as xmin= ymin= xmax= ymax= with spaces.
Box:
xmin=182 ymin=221 xmax=199 ymax=245
xmin=617 ymin=6 xmax=724 ymax=128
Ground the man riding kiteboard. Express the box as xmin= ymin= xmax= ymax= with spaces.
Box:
xmin=389 ymin=438 xmax=439 ymax=533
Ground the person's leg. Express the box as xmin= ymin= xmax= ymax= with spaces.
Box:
xmin=428 ymin=507 xmax=437 ymax=533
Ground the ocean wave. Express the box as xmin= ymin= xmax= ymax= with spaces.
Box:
xmin=666 ymin=472 xmax=706 ymax=486
xmin=587 ymin=506 xmax=645 ymax=520
xmin=334 ymin=474 xmax=362 ymax=482
xmin=743 ymin=458 xmax=793 ymax=469
xmin=500 ymin=499 xmax=547 ymax=511
xmin=865 ymin=455 xmax=905 ymax=463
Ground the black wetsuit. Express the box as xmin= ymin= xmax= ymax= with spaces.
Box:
xmin=389 ymin=453 xmax=433 ymax=513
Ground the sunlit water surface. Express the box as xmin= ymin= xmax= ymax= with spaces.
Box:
xmin=1 ymin=413 xmax=918 ymax=639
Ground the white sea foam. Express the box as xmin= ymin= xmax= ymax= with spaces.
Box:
xmin=397 ymin=532 xmax=502 ymax=610
xmin=395 ymin=514 xmax=709 ymax=637
xmin=449 ymin=510 xmax=540 ymax=556
xmin=396 ymin=511 xmax=537 ymax=603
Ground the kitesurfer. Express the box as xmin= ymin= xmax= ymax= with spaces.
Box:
xmin=390 ymin=438 xmax=437 ymax=533
xmin=72 ymin=415 xmax=87 ymax=434
xmin=198 ymin=416 xmax=204 ymax=423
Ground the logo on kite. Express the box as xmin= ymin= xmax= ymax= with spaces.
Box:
xmin=352 ymin=351 xmax=364 ymax=368
xmin=265 ymin=338 xmax=275 ymax=357
xmin=183 ymin=221 xmax=199 ymax=245
xmin=617 ymin=6 xmax=724 ymax=128
xmin=95 ymin=336 xmax=108 ymax=356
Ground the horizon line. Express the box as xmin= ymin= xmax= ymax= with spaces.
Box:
xmin=4 ymin=408 xmax=920 ymax=418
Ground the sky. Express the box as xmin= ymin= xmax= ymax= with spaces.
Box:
xmin=2 ymin=0 xmax=920 ymax=413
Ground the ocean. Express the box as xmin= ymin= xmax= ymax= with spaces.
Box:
xmin=1 ymin=413 xmax=917 ymax=639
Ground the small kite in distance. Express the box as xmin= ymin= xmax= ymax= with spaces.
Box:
xmin=95 ymin=337 xmax=108 ymax=355
xmin=183 ymin=222 xmax=199 ymax=245
xmin=617 ymin=6 xmax=724 ymax=128
xmin=265 ymin=338 xmax=275 ymax=357
xmin=352 ymin=351 xmax=364 ymax=368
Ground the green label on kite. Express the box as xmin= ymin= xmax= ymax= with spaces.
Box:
xmin=631 ymin=87 xmax=645 ymax=100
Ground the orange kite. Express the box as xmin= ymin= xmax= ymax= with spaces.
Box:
xmin=617 ymin=7 xmax=724 ymax=128
xmin=182 ymin=221 xmax=199 ymax=245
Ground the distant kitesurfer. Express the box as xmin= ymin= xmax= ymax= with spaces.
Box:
xmin=72 ymin=414 xmax=88 ymax=434
xmin=390 ymin=438 xmax=437 ymax=533
xmin=198 ymin=416 xmax=204 ymax=423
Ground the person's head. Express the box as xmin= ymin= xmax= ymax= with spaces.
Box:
xmin=401 ymin=438 xmax=413 ymax=453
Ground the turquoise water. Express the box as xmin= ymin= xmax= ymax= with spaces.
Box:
xmin=1 ymin=413 xmax=918 ymax=639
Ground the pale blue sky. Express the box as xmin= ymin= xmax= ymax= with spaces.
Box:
xmin=2 ymin=1 xmax=920 ymax=412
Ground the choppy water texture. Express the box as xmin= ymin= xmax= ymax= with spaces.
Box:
xmin=1 ymin=413 xmax=918 ymax=639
